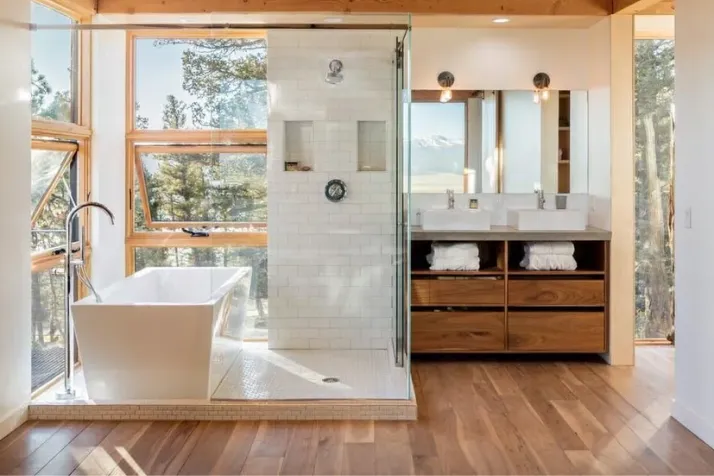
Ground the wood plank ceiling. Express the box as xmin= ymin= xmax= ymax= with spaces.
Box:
xmin=94 ymin=0 xmax=617 ymax=15
xmin=52 ymin=0 xmax=677 ymax=21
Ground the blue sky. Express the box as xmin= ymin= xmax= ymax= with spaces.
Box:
xmin=411 ymin=102 xmax=465 ymax=140
xmin=31 ymin=3 xmax=72 ymax=98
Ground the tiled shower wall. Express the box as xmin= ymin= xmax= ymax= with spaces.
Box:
xmin=266 ymin=31 xmax=400 ymax=349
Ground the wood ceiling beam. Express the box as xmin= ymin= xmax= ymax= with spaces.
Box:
xmin=41 ymin=0 xmax=96 ymax=18
xmin=97 ymin=0 xmax=611 ymax=16
xmin=613 ymin=0 xmax=673 ymax=14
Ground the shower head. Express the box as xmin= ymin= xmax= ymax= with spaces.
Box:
xmin=325 ymin=59 xmax=344 ymax=85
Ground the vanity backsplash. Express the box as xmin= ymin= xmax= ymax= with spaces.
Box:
xmin=410 ymin=193 xmax=593 ymax=227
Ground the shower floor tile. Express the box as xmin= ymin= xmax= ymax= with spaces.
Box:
xmin=211 ymin=343 xmax=409 ymax=400
xmin=33 ymin=341 xmax=410 ymax=403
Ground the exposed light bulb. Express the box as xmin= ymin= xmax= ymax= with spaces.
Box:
xmin=492 ymin=18 xmax=510 ymax=24
xmin=541 ymin=89 xmax=550 ymax=101
xmin=440 ymin=88 xmax=453 ymax=103
xmin=533 ymin=91 xmax=541 ymax=104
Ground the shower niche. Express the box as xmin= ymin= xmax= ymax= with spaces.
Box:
xmin=357 ymin=120 xmax=387 ymax=172
xmin=284 ymin=121 xmax=314 ymax=172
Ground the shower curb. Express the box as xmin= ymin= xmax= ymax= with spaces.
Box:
xmin=28 ymin=398 xmax=417 ymax=421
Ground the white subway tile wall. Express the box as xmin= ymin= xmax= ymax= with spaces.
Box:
xmin=267 ymin=31 xmax=400 ymax=350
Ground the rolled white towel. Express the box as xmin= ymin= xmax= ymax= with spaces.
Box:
xmin=524 ymin=242 xmax=575 ymax=256
xmin=519 ymin=253 xmax=577 ymax=271
xmin=431 ymin=242 xmax=479 ymax=259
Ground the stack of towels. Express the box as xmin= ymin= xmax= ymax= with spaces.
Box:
xmin=520 ymin=242 xmax=577 ymax=271
xmin=427 ymin=243 xmax=480 ymax=271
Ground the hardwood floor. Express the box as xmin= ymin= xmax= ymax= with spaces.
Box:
xmin=3 ymin=347 xmax=713 ymax=475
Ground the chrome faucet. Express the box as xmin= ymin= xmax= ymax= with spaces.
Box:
xmin=59 ymin=202 xmax=115 ymax=399
xmin=446 ymin=189 xmax=455 ymax=209
xmin=535 ymin=187 xmax=546 ymax=210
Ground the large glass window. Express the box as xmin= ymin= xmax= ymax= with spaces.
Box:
xmin=134 ymin=36 xmax=267 ymax=130
xmin=31 ymin=2 xmax=77 ymax=123
xmin=128 ymin=31 xmax=268 ymax=340
xmin=411 ymin=102 xmax=466 ymax=193
xmin=634 ymin=39 xmax=675 ymax=340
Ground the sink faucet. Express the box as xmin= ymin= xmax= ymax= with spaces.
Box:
xmin=446 ymin=189 xmax=455 ymax=209
xmin=535 ymin=187 xmax=545 ymax=210
xmin=59 ymin=202 xmax=115 ymax=400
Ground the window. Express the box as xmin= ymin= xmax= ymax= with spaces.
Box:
xmin=134 ymin=146 xmax=266 ymax=230
xmin=634 ymin=39 xmax=675 ymax=340
xmin=31 ymin=2 xmax=77 ymax=123
xmin=30 ymin=1 xmax=89 ymax=392
xmin=127 ymin=31 xmax=268 ymax=340
xmin=31 ymin=141 xmax=78 ymax=253
xmin=411 ymin=102 xmax=466 ymax=193
xmin=133 ymin=35 xmax=267 ymax=131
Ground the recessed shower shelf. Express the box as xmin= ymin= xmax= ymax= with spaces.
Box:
xmin=284 ymin=121 xmax=315 ymax=172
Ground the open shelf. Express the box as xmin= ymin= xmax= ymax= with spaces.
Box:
xmin=508 ymin=269 xmax=605 ymax=276
xmin=411 ymin=268 xmax=504 ymax=277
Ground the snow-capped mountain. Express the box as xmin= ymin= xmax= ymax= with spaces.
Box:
xmin=411 ymin=135 xmax=465 ymax=175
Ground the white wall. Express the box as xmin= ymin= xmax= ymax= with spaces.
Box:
xmin=411 ymin=28 xmax=591 ymax=90
xmin=267 ymin=30 xmax=397 ymax=350
xmin=0 ymin=0 xmax=31 ymax=439
xmin=90 ymin=22 xmax=126 ymax=289
xmin=673 ymin=0 xmax=714 ymax=448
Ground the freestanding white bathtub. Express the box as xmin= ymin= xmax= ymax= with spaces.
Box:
xmin=72 ymin=267 xmax=252 ymax=401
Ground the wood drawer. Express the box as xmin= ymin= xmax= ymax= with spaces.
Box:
xmin=508 ymin=280 xmax=604 ymax=307
xmin=412 ymin=311 xmax=505 ymax=352
xmin=429 ymin=279 xmax=505 ymax=306
xmin=508 ymin=311 xmax=606 ymax=352
xmin=411 ymin=280 xmax=430 ymax=306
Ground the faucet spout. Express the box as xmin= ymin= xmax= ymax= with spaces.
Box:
xmin=535 ymin=188 xmax=545 ymax=210
xmin=446 ymin=189 xmax=455 ymax=210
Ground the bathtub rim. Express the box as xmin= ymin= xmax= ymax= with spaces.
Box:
xmin=73 ymin=266 xmax=252 ymax=307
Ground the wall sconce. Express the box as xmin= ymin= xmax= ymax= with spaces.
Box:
xmin=437 ymin=71 xmax=455 ymax=103
xmin=533 ymin=72 xmax=551 ymax=104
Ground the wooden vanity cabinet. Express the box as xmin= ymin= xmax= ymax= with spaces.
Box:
xmin=410 ymin=239 xmax=609 ymax=354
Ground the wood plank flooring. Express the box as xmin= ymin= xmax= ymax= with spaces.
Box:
xmin=3 ymin=347 xmax=713 ymax=475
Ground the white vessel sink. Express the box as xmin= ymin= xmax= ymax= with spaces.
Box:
xmin=507 ymin=209 xmax=587 ymax=231
xmin=421 ymin=208 xmax=491 ymax=231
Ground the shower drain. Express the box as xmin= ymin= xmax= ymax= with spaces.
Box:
xmin=322 ymin=377 xmax=340 ymax=383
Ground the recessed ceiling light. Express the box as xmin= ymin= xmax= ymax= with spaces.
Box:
xmin=492 ymin=18 xmax=510 ymax=24
xmin=324 ymin=17 xmax=344 ymax=23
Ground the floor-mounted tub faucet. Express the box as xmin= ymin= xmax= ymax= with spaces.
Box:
xmin=446 ymin=189 xmax=455 ymax=209
xmin=59 ymin=202 xmax=115 ymax=399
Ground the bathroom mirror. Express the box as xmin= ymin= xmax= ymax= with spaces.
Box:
xmin=501 ymin=90 xmax=588 ymax=194
xmin=410 ymin=90 xmax=588 ymax=194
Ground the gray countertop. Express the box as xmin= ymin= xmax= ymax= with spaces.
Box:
xmin=411 ymin=225 xmax=611 ymax=241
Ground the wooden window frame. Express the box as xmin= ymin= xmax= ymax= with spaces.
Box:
xmin=30 ymin=140 xmax=77 ymax=228
xmin=411 ymin=90 xmax=472 ymax=193
xmin=131 ymin=143 xmax=268 ymax=230
xmin=125 ymin=29 xmax=268 ymax=276
xmin=31 ymin=1 xmax=92 ymax=275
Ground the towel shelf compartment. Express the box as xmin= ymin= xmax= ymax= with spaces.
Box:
xmin=508 ymin=280 xmax=604 ymax=307
xmin=507 ymin=311 xmax=606 ymax=352
xmin=412 ymin=311 xmax=505 ymax=352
